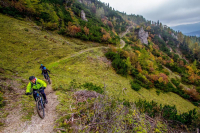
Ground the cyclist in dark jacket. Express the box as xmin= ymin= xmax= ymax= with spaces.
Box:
xmin=40 ymin=64 xmax=45 ymax=74
xmin=42 ymin=67 xmax=50 ymax=80
xmin=25 ymin=76 xmax=48 ymax=104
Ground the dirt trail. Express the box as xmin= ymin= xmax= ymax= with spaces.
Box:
xmin=2 ymin=84 xmax=59 ymax=133
xmin=55 ymin=46 xmax=108 ymax=63
xmin=119 ymin=26 xmax=132 ymax=48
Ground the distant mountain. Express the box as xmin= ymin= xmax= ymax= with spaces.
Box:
xmin=184 ymin=30 xmax=200 ymax=37
xmin=171 ymin=22 xmax=200 ymax=34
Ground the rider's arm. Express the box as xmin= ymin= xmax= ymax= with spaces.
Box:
xmin=37 ymin=78 xmax=47 ymax=88
xmin=47 ymin=69 xmax=50 ymax=73
xmin=26 ymin=82 xmax=32 ymax=93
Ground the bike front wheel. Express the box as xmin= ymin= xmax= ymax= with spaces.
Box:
xmin=36 ymin=98 xmax=45 ymax=119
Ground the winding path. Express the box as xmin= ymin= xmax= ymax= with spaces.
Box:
xmin=119 ymin=26 xmax=132 ymax=48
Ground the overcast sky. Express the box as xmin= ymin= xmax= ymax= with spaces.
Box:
xmin=99 ymin=0 xmax=200 ymax=27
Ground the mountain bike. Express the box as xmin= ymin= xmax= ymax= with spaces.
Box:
xmin=27 ymin=88 xmax=46 ymax=119
xmin=44 ymin=74 xmax=51 ymax=84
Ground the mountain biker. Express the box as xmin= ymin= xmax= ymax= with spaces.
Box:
xmin=25 ymin=76 xmax=48 ymax=104
xmin=40 ymin=64 xmax=45 ymax=70
xmin=42 ymin=67 xmax=50 ymax=80
xmin=40 ymin=64 xmax=45 ymax=74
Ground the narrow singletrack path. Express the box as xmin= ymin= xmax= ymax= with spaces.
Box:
xmin=2 ymin=83 xmax=59 ymax=133
xmin=22 ymin=83 xmax=59 ymax=133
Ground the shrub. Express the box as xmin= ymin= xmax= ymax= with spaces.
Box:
xmin=130 ymin=68 xmax=139 ymax=77
xmin=135 ymin=99 xmax=198 ymax=127
xmin=130 ymin=81 xmax=141 ymax=91
xmin=105 ymin=51 xmax=118 ymax=61
xmin=112 ymin=57 xmax=128 ymax=76
xmin=0 ymin=92 xmax=5 ymax=108
xmin=156 ymin=90 xmax=161 ymax=95
xmin=82 ymin=82 xmax=104 ymax=94
xmin=185 ymin=88 xmax=200 ymax=101
xmin=171 ymin=78 xmax=180 ymax=87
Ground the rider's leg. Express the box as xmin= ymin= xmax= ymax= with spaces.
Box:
xmin=33 ymin=89 xmax=37 ymax=101
xmin=39 ymin=89 xmax=47 ymax=101
xmin=43 ymin=74 xmax=46 ymax=79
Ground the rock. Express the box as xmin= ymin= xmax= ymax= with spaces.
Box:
xmin=138 ymin=27 xmax=148 ymax=45
xmin=158 ymin=34 xmax=162 ymax=39
xmin=171 ymin=33 xmax=178 ymax=39
xmin=81 ymin=10 xmax=88 ymax=22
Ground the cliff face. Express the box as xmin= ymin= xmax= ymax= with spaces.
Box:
xmin=81 ymin=10 xmax=88 ymax=21
xmin=138 ymin=27 xmax=148 ymax=45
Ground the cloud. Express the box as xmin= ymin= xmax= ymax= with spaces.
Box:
xmin=100 ymin=0 xmax=200 ymax=27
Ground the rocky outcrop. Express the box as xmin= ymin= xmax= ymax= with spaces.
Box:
xmin=171 ymin=33 xmax=178 ymax=40
xmin=158 ymin=34 xmax=162 ymax=39
xmin=81 ymin=10 xmax=88 ymax=21
xmin=138 ymin=27 xmax=148 ymax=45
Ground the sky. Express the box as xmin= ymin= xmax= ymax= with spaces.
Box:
xmin=99 ymin=0 xmax=200 ymax=27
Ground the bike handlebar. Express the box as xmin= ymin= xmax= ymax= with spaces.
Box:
xmin=25 ymin=87 xmax=45 ymax=95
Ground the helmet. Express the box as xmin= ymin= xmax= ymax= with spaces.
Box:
xmin=43 ymin=67 xmax=46 ymax=70
xmin=29 ymin=76 xmax=35 ymax=81
xmin=41 ymin=64 xmax=43 ymax=66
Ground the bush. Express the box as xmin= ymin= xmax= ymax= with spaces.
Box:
xmin=156 ymin=90 xmax=161 ymax=95
xmin=130 ymin=81 xmax=141 ymax=91
xmin=135 ymin=99 xmax=198 ymax=127
xmin=82 ymin=82 xmax=104 ymax=94
xmin=171 ymin=78 xmax=180 ymax=87
xmin=130 ymin=68 xmax=139 ymax=77
xmin=154 ymin=81 xmax=175 ymax=92
xmin=0 ymin=92 xmax=5 ymax=108
xmin=105 ymin=51 xmax=118 ymax=61
xmin=112 ymin=57 xmax=128 ymax=76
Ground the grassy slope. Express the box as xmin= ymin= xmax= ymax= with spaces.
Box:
xmin=0 ymin=13 xmax=198 ymax=125
xmin=48 ymin=48 xmax=197 ymax=114
xmin=0 ymin=13 xmax=99 ymax=77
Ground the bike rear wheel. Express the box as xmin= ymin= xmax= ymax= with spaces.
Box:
xmin=36 ymin=98 xmax=45 ymax=119
xmin=47 ymin=77 xmax=51 ymax=84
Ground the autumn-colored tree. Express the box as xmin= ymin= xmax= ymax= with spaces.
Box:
xmin=159 ymin=73 xmax=168 ymax=84
xmin=101 ymin=27 xmax=107 ymax=34
xmin=146 ymin=26 xmax=151 ymax=31
xmin=136 ymin=63 xmax=142 ymax=73
xmin=129 ymin=52 xmax=138 ymax=66
xmin=83 ymin=26 xmax=89 ymax=35
xmin=102 ymin=33 xmax=111 ymax=42
xmin=179 ymin=60 xmax=184 ymax=66
xmin=101 ymin=17 xmax=107 ymax=25
xmin=107 ymin=21 xmax=113 ymax=28
xmin=185 ymin=88 xmax=200 ymax=101
xmin=67 ymin=22 xmax=81 ymax=36
xmin=186 ymin=65 xmax=194 ymax=75
xmin=109 ymin=45 xmax=117 ymax=53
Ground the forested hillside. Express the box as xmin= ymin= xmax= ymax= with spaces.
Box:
xmin=0 ymin=0 xmax=200 ymax=132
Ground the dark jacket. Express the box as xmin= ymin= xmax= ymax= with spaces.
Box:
xmin=42 ymin=69 xmax=50 ymax=75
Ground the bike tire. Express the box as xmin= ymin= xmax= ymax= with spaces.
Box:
xmin=36 ymin=98 xmax=45 ymax=119
xmin=48 ymin=77 xmax=51 ymax=84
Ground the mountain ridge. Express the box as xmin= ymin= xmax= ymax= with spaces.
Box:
xmin=171 ymin=22 xmax=200 ymax=33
